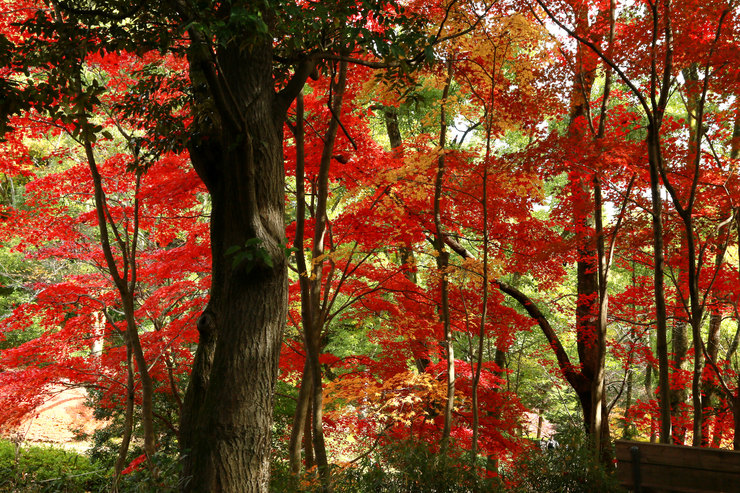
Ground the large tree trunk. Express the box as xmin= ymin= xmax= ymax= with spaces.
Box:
xmin=179 ymin=36 xmax=289 ymax=492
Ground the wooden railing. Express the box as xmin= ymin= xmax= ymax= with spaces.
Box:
xmin=615 ymin=439 xmax=740 ymax=493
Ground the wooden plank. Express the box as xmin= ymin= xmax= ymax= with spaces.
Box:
xmin=615 ymin=440 xmax=740 ymax=493
xmin=617 ymin=461 xmax=740 ymax=492
xmin=615 ymin=440 xmax=740 ymax=469
xmin=616 ymin=440 xmax=740 ymax=473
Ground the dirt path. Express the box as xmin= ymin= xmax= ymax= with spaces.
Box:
xmin=10 ymin=386 xmax=105 ymax=452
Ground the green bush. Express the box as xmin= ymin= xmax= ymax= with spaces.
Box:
xmin=0 ymin=439 xmax=107 ymax=492
xmin=113 ymin=450 xmax=183 ymax=492
xmin=506 ymin=427 xmax=625 ymax=493
xmin=338 ymin=440 xmax=499 ymax=493
xmin=271 ymin=439 xmax=501 ymax=493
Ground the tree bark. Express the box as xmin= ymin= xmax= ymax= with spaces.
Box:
xmin=702 ymin=305 xmax=722 ymax=446
xmin=670 ymin=317 xmax=690 ymax=444
xmin=566 ymin=4 xmax=609 ymax=448
xmin=179 ymin=32 xmax=292 ymax=492
xmin=307 ymin=61 xmax=349 ymax=492
xmin=288 ymin=92 xmax=312 ymax=480
xmin=591 ymin=0 xmax=617 ymax=452
xmin=622 ymin=368 xmax=633 ymax=439
xmin=734 ymin=375 xmax=740 ymax=450
xmin=434 ymin=59 xmax=455 ymax=452
xmin=113 ymin=333 xmax=136 ymax=490
xmin=471 ymin=101 xmax=491 ymax=461
xmin=289 ymin=359 xmax=312 ymax=478
xmin=647 ymin=124 xmax=672 ymax=444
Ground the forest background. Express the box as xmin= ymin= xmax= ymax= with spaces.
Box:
xmin=0 ymin=0 xmax=738 ymax=491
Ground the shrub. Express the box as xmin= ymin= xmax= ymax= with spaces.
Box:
xmin=0 ymin=439 xmax=107 ymax=492
xmin=272 ymin=439 xmax=502 ymax=493
xmin=114 ymin=449 xmax=183 ymax=492
xmin=506 ymin=426 xmax=625 ymax=493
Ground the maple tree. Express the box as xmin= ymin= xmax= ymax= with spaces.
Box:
xmin=540 ymin=0 xmax=739 ymax=445
xmin=0 ymin=36 xmax=209 ymax=484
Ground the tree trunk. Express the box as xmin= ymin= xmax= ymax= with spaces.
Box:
xmin=702 ymin=310 xmax=721 ymax=446
xmin=730 ymin=117 xmax=740 ymax=450
xmin=307 ymin=335 xmax=329 ymax=490
xmin=113 ymin=335 xmax=136 ymax=490
xmin=288 ymin=91 xmax=313 ymax=481
xmin=734 ymin=389 xmax=740 ymax=450
xmin=180 ymin=35 xmax=289 ymax=492
xmin=384 ymin=108 xmax=431 ymax=374
xmin=304 ymin=399 xmax=315 ymax=470
xmin=644 ymin=360 xmax=657 ymax=443
xmin=84 ymin=136 xmax=157 ymax=464
xmin=565 ymin=4 xmax=606 ymax=444
xmin=682 ymin=62 xmax=703 ymax=446
xmin=670 ymin=318 xmax=690 ymax=443
xmin=471 ymin=71 xmax=495 ymax=461
xmin=289 ymin=359 xmax=312 ymax=478
xmin=435 ymin=59 xmax=455 ymax=452
xmin=593 ymin=173 xmax=613 ymax=462
xmin=122 ymin=295 xmax=157 ymax=461
xmin=647 ymin=125 xmax=672 ymax=444
xmin=485 ymin=348 xmax=507 ymax=474
xmin=302 ymin=61 xmax=350 ymax=492
xmin=702 ymin=242 xmax=725 ymax=446
xmin=384 ymin=106 xmax=403 ymax=150
xmin=622 ymin=368 xmax=633 ymax=439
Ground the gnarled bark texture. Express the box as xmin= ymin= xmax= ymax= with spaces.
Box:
xmin=179 ymin=32 xmax=290 ymax=492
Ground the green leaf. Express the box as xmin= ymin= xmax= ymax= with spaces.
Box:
xmin=262 ymin=254 xmax=273 ymax=269
xmin=244 ymin=238 xmax=262 ymax=247
xmin=232 ymin=251 xmax=248 ymax=268
xmin=225 ymin=245 xmax=241 ymax=256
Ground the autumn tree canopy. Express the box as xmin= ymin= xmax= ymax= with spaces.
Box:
xmin=0 ymin=0 xmax=739 ymax=491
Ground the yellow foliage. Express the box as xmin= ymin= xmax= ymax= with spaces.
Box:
xmin=324 ymin=371 xmax=448 ymax=428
